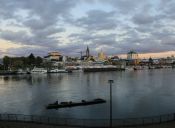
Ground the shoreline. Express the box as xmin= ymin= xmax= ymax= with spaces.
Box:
xmin=1 ymin=113 xmax=175 ymax=128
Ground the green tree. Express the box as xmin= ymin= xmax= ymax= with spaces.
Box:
xmin=27 ymin=53 xmax=35 ymax=67
xmin=21 ymin=57 xmax=28 ymax=68
xmin=43 ymin=61 xmax=52 ymax=70
xmin=35 ymin=56 xmax=43 ymax=66
xmin=12 ymin=58 xmax=23 ymax=69
xmin=3 ymin=56 xmax=11 ymax=70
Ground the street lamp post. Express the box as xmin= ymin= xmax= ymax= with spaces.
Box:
xmin=108 ymin=80 xmax=114 ymax=128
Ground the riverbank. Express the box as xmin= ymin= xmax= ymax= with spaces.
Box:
xmin=1 ymin=120 xmax=175 ymax=128
xmin=0 ymin=121 xmax=76 ymax=128
xmin=0 ymin=112 xmax=175 ymax=128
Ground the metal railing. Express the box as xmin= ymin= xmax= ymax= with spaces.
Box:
xmin=0 ymin=113 xmax=175 ymax=127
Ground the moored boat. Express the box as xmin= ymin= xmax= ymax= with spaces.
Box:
xmin=46 ymin=98 xmax=106 ymax=109
xmin=31 ymin=67 xmax=47 ymax=74
xmin=133 ymin=66 xmax=144 ymax=70
xmin=48 ymin=69 xmax=72 ymax=73
xmin=82 ymin=65 xmax=119 ymax=72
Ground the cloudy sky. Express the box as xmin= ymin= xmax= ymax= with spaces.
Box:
xmin=0 ymin=0 xmax=175 ymax=58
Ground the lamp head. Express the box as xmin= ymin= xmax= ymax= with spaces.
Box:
xmin=108 ymin=80 xmax=114 ymax=83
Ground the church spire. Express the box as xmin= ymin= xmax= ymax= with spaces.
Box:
xmin=86 ymin=46 xmax=90 ymax=57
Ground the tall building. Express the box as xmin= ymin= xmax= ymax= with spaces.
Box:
xmin=86 ymin=46 xmax=90 ymax=58
xmin=127 ymin=51 xmax=139 ymax=60
xmin=98 ymin=51 xmax=106 ymax=61
xmin=127 ymin=51 xmax=139 ymax=65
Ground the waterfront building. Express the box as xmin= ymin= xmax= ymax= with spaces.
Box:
xmin=98 ymin=51 xmax=106 ymax=61
xmin=166 ymin=55 xmax=175 ymax=64
xmin=43 ymin=52 xmax=64 ymax=69
xmin=110 ymin=55 xmax=119 ymax=61
xmin=139 ymin=59 xmax=149 ymax=66
xmin=127 ymin=51 xmax=139 ymax=60
xmin=127 ymin=51 xmax=140 ymax=65
xmin=44 ymin=52 xmax=63 ymax=62
xmin=110 ymin=56 xmax=126 ymax=69
xmin=159 ymin=56 xmax=175 ymax=65
xmin=81 ymin=46 xmax=94 ymax=61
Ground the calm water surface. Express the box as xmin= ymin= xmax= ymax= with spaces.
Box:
xmin=0 ymin=69 xmax=175 ymax=119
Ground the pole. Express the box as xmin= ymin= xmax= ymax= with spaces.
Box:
xmin=110 ymin=82 xmax=112 ymax=128
xmin=108 ymin=80 xmax=114 ymax=128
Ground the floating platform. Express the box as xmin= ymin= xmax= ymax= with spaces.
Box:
xmin=82 ymin=66 xmax=124 ymax=72
xmin=46 ymin=98 xmax=106 ymax=109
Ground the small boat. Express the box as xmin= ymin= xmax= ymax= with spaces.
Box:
xmin=16 ymin=69 xmax=29 ymax=74
xmin=46 ymin=98 xmax=106 ymax=109
xmin=48 ymin=69 xmax=72 ymax=73
xmin=125 ymin=67 xmax=134 ymax=71
xmin=148 ymin=66 xmax=155 ymax=69
xmin=133 ymin=66 xmax=144 ymax=70
xmin=31 ymin=67 xmax=47 ymax=74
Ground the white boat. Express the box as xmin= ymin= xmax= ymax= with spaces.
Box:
xmin=31 ymin=68 xmax=47 ymax=74
xmin=133 ymin=66 xmax=144 ymax=70
xmin=16 ymin=69 xmax=28 ymax=74
xmin=48 ymin=69 xmax=72 ymax=73
xmin=125 ymin=67 xmax=134 ymax=71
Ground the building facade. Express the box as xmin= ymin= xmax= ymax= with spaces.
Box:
xmin=44 ymin=52 xmax=62 ymax=61
xmin=127 ymin=51 xmax=139 ymax=60
xmin=127 ymin=51 xmax=140 ymax=65
xmin=98 ymin=51 xmax=106 ymax=61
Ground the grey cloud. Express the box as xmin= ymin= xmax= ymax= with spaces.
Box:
xmin=0 ymin=0 xmax=77 ymax=20
xmin=68 ymin=32 xmax=120 ymax=55
xmin=24 ymin=19 xmax=55 ymax=31
xmin=131 ymin=2 xmax=160 ymax=25
xmin=69 ymin=33 xmax=117 ymax=46
xmin=118 ymin=35 xmax=175 ymax=54
xmin=0 ymin=0 xmax=78 ymax=52
xmin=157 ymin=1 xmax=175 ymax=20
xmin=0 ymin=30 xmax=30 ymax=44
xmin=7 ymin=46 xmax=49 ymax=57
xmin=74 ymin=10 xmax=117 ymax=31
xmin=101 ymin=0 xmax=148 ymax=14
xmin=133 ymin=14 xmax=155 ymax=25
xmin=151 ymin=29 xmax=175 ymax=40
xmin=160 ymin=37 xmax=175 ymax=47
xmin=0 ymin=30 xmax=60 ymax=48
xmin=1 ymin=0 xmax=175 ymax=56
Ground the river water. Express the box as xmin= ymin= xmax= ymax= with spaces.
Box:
xmin=0 ymin=69 xmax=175 ymax=119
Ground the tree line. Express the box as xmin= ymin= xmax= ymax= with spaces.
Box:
xmin=1 ymin=53 xmax=43 ymax=70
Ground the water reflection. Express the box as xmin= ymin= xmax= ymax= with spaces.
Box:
xmin=0 ymin=69 xmax=175 ymax=119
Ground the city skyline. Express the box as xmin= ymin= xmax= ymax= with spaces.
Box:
xmin=0 ymin=0 xmax=175 ymax=58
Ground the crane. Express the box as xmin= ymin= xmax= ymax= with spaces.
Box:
xmin=77 ymin=50 xmax=87 ymax=60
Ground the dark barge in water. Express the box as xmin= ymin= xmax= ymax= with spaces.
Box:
xmin=46 ymin=98 xmax=106 ymax=109
xmin=82 ymin=65 xmax=125 ymax=72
